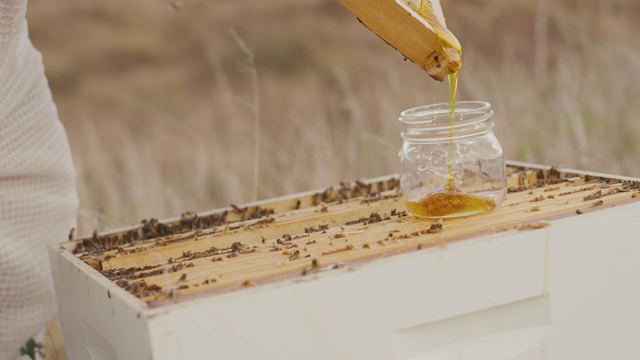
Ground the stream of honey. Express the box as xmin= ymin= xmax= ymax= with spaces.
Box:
xmin=405 ymin=1 xmax=496 ymax=218
xmin=445 ymin=71 xmax=458 ymax=191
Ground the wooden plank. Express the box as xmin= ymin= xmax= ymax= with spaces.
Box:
xmin=337 ymin=0 xmax=459 ymax=80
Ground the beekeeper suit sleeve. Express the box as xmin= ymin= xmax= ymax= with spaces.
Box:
xmin=0 ymin=1 xmax=79 ymax=358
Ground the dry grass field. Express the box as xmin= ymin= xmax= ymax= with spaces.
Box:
xmin=24 ymin=1 xmax=640 ymax=356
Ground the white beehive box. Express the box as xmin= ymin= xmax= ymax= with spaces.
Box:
xmin=49 ymin=162 xmax=640 ymax=359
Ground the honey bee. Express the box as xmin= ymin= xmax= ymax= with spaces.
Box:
xmin=180 ymin=210 xmax=197 ymax=230
xmin=288 ymin=250 xmax=300 ymax=261
xmin=241 ymin=280 xmax=256 ymax=288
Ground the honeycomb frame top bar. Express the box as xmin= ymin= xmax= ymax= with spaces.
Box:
xmin=60 ymin=162 xmax=640 ymax=308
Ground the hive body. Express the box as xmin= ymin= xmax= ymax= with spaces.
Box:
xmin=50 ymin=162 xmax=640 ymax=359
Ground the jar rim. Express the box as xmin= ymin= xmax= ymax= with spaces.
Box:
xmin=399 ymin=101 xmax=495 ymax=142
xmin=399 ymin=101 xmax=493 ymax=127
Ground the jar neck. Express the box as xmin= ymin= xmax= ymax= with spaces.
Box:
xmin=399 ymin=101 xmax=494 ymax=143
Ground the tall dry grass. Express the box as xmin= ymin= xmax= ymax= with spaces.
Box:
xmin=26 ymin=0 xmax=640 ymax=236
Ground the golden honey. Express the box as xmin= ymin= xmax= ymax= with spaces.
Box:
xmin=405 ymin=191 xmax=496 ymax=218
xmin=446 ymin=71 xmax=459 ymax=187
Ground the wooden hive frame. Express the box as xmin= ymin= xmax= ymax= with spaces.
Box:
xmin=64 ymin=161 xmax=640 ymax=306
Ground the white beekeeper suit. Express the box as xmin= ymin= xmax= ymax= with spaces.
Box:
xmin=1 ymin=1 xmax=79 ymax=359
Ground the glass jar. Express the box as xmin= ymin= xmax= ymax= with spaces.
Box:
xmin=398 ymin=101 xmax=507 ymax=218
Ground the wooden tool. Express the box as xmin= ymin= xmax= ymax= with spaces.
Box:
xmin=337 ymin=0 xmax=461 ymax=80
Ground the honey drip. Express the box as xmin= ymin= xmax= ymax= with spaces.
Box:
xmin=415 ymin=0 xmax=461 ymax=55
xmin=446 ymin=71 xmax=458 ymax=191
xmin=406 ymin=1 xmax=496 ymax=218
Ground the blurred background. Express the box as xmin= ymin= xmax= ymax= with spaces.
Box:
xmin=27 ymin=0 xmax=640 ymax=237
xmin=27 ymin=0 xmax=640 ymax=357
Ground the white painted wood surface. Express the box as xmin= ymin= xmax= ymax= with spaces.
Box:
xmin=49 ymin=173 xmax=640 ymax=360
